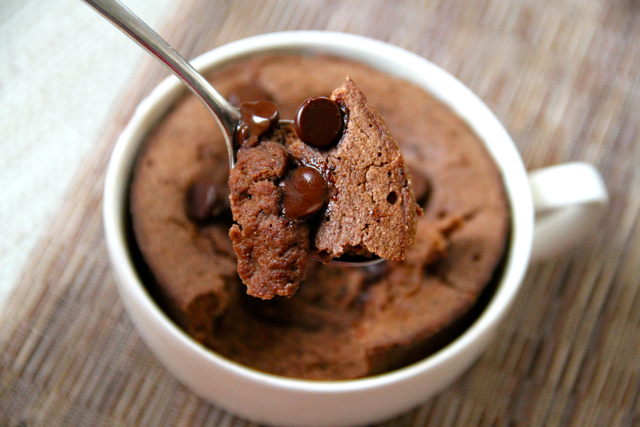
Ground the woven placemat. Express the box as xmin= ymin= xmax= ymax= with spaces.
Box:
xmin=2 ymin=0 xmax=639 ymax=425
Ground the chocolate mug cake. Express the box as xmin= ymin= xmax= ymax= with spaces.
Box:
xmin=129 ymin=53 xmax=510 ymax=380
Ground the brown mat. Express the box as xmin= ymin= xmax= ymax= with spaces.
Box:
xmin=2 ymin=0 xmax=640 ymax=425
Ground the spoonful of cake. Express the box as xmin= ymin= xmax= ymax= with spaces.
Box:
xmin=228 ymin=78 xmax=421 ymax=298
xmin=82 ymin=0 xmax=420 ymax=298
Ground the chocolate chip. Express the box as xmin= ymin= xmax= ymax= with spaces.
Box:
xmin=227 ymin=82 xmax=272 ymax=107
xmin=280 ymin=166 xmax=327 ymax=219
xmin=236 ymin=101 xmax=279 ymax=147
xmin=294 ymin=97 xmax=343 ymax=148
xmin=186 ymin=178 xmax=224 ymax=221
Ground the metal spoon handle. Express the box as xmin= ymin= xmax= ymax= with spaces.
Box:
xmin=82 ymin=0 xmax=239 ymax=167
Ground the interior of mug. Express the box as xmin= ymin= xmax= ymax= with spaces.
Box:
xmin=105 ymin=31 xmax=533 ymax=391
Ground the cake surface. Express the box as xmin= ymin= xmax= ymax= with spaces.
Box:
xmin=289 ymin=77 xmax=419 ymax=261
xmin=129 ymin=54 xmax=510 ymax=380
xmin=229 ymin=126 xmax=310 ymax=299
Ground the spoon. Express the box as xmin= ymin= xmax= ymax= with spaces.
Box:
xmin=82 ymin=0 xmax=239 ymax=168
xmin=82 ymin=0 xmax=383 ymax=267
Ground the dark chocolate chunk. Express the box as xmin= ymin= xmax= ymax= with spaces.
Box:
xmin=186 ymin=178 xmax=223 ymax=221
xmin=280 ymin=166 xmax=327 ymax=219
xmin=237 ymin=101 xmax=279 ymax=147
xmin=294 ymin=96 xmax=343 ymax=148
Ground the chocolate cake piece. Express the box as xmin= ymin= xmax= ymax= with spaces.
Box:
xmin=287 ymin=77 xmax=420 ymax=262
xmin=228 ymin=126 xmax=311 ymax=299
xmin=321 ymin=77 xmax=419 ymax=259
xmin=229 ymin=79 xmax=419 ymax=299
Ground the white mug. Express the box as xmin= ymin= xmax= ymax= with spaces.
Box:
xmin=103 ymin=31 xmax=608 ymax=427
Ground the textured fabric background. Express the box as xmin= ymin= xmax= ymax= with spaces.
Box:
xmin=0 ymin=0 xmax=173 ymax=305
xmin=1 ymin=0 xmax=639 ymax=426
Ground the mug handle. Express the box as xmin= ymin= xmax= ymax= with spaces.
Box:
xmin=528 ymin=162 xmax=609 ymax=262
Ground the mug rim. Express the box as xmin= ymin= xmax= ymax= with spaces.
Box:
xmin=103 ymin=30 xmax=533 ymax=394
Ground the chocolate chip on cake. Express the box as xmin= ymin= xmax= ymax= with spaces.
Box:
xmin=294 ymin=96 xmax=344 ymax=148
xmin=280 ymin=166 xmax=327 ymax=220
xmin=185 ymin=178 xmax=229 ymax=222
xmin=236 ymin=100 xmax=279 ymax=147
xmin=229 ymin=125 xmax=310 ymax=299
xmin=309 ymin=77 xmax=420 ymax=262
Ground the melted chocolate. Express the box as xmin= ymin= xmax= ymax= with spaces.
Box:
xmin=186 ymin=178 xmax=225 ymax=221
xmin=294 ymin=96 xmax=343 ymax=149
xmin=279 ymin=166 xmax=327 ymax=219
xmin=236 ymin=101 xmax=279 ymax=147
